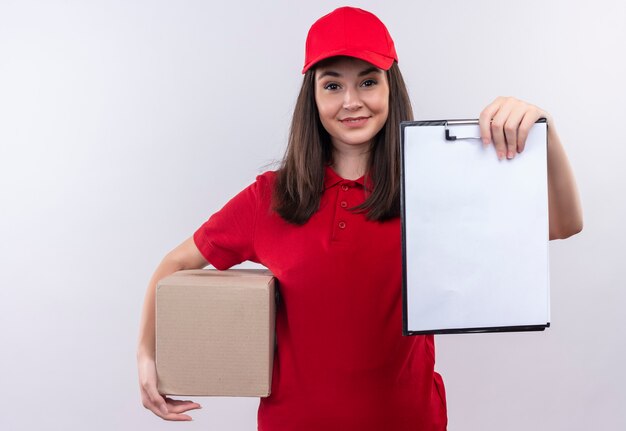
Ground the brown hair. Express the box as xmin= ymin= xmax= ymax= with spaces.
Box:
xmin=273 ymin=61 xmax=413 ymax=224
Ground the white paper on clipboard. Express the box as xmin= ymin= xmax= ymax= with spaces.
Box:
xmin=400 ymin=119 xmax=550 ymax=335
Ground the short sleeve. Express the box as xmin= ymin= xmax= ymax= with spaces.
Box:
xmin=193 ymin=173 xmax=272 ymax=270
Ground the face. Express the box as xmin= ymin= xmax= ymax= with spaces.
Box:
xmin=314 ymin=57 xmax=390 ymax=151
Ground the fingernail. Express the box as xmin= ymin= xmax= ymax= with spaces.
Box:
xmin=507 ymin=151 xmax=515 ymax=159
xmin=497 ymin=152 xmax=504 ymax=160
xmin=482 ymin=138 xmax=490 ymax=148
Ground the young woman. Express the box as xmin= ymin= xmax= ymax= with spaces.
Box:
xmin=137 ymin=7 xmax=582 ymax=430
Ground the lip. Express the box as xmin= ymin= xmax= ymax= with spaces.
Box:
xmin=339 ymin=116 xmax=370 ymax=127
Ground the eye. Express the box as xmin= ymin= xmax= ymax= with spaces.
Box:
xmin=361 ymin=79 xmax=377 ymax=87
xmin=323 ymin=82 xmax=340 ymax=91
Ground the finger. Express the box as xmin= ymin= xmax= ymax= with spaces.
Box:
xmin=166 ymin=398 xmax=201 ymax=407
xmin=162 ymin=412 xmax=193 ymax=421
xmin=479 ymin=97 xmax=503 ymax=147
xmin=490 ymin=104 xmax=513 ymax=160
xmin=503 ymin=106 xmax=526 ymax=159
xmin=517 ymin=108 xmax=541 ymax=153
xmin=165 ymin=398 xmax=203 ymax=414
xmin=165 ymin=397 xmax=190 ymax=405
xmin=145 ymin=395 xmax=194 ymax=421
xmin=167 ymin=403 xmax=202 ymax=414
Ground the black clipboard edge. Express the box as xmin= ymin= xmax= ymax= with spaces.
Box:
xmin=403 ymin=322 xmax=550 ymax=336
xmin=399 ymin=118 xmax=549 ymax=337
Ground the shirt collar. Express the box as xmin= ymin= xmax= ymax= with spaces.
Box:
xmin=324 ymin=165 xmax=367 ymax=190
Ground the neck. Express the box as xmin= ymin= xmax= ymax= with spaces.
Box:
xmin=331 ymin=142 xmax=371 ymax=180
xmin=332 ymin=149 xmax=369 ymax=180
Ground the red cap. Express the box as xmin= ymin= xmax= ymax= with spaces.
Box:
xmin=302 ymin=7 xmax=398 ymax=74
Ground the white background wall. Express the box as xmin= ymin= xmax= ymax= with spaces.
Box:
xmin=1 ymin=0 xmax=624 ymax=430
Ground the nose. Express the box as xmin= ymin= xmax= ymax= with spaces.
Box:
xmin=342 ymin=88 xmax=362 ymax=111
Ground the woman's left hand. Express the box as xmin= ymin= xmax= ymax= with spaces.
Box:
xmin=479 ymin=96 xmax=552 ymax=160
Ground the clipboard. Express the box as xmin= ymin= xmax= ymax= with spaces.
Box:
xmin=400 ymin=119 xmax=550 ymax=335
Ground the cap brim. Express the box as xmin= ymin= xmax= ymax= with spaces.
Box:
xmin=302 ymin=49 xmax=395 ymax=74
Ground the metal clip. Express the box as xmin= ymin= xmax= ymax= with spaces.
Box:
xmin=444 ymin=119 xmax=481 ymax=141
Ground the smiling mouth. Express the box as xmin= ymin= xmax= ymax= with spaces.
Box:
xmin=340 ymin=116 xmax=370 ymax=123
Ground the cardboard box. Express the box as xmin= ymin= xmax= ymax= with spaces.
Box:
xmin=156 ymin=269 xmax=276 ymax=397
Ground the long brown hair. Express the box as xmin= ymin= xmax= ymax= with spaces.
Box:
xmin=273 ymin=61 xmax=413 ymax=224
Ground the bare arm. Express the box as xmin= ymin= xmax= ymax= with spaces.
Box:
xmin=479 ymin=96 xmax=583 ymax=240
xmin=137 ymin=236 xmax=208 ymax=421
xmin=544 ymin=120 xmax=583 ymax=240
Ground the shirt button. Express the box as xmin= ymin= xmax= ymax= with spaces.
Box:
xmin=341 ymin=184 xmax=349 ymax=191
xmin=340 ymin=201 xmax=348 ymax=208
xmin=338 ymin=221 xmax=346 ymax=229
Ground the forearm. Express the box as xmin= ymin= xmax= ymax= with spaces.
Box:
xmin=546 ymin=119 xmax=583 ymax=240
xmin=137 ymin=237 xmax=209 ymax=359
xmin=137 ymin=258 xmax=186 ymax=359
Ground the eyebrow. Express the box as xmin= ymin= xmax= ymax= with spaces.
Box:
xmin=317 ymin=66 xmax=382 ymax=80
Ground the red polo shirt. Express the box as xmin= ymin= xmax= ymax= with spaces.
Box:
xmin=193 ymin=167 xmax=447 ymax=430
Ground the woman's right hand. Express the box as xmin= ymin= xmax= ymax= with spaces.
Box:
xmin=137 ymin=353 xmax=202 ymax=421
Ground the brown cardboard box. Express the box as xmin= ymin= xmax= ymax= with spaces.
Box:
xmin=156 ymin=269 xmax=275 ymax=397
